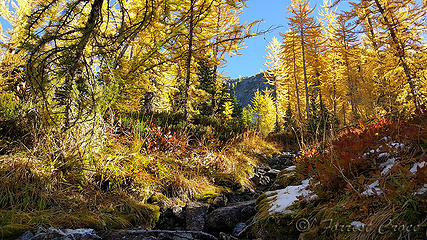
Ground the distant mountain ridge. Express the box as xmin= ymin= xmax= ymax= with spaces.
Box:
xmin=227 ymin=73 xmax=273 ymax=107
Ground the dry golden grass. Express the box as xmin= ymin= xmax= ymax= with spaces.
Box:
xmin=0 ymin=128 xmax=280 ymax=238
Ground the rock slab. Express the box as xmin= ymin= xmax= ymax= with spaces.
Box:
xmin=186 ymin=202 xmax=210 ymax=231
xmin=206 ymin=200 xmax=256 ymax=233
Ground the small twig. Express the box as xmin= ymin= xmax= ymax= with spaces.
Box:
xmin=332 ymin=161 xmax=362 ymax=198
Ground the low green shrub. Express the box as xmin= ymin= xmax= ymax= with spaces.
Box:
xmin=0 ymin=92 xmax=22 ymax=121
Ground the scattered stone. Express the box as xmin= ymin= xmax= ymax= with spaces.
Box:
xmin=212 ymin=173 xmax=242 ymax=190
xmin=266 ymin=169 xmax=281 ymax=179
xmin=251 ymin=173 xmax=270 ymax=187
xmin=185 ymin=202 xmax=210 ymax=231
xmin=251 ymin=164 xmax=275 ymax=188
xmin=268 ymin=151 xmax=295 ymax=170
xmin=142 ymin=237 xmax=158 ymax=240
xmin=233 ymin=220 xmax=257 ymax=239
xmin=19 ymin=227 xmax=101 ymax=240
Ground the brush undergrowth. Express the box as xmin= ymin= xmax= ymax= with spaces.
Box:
xmin=254 ymin=108 xmax=426 ymax=239
xmin=0 ymin=103 xmax=280 ymax=239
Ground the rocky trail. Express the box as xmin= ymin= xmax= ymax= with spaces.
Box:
xmin=16 ymin=151 xmax=296 ymax=240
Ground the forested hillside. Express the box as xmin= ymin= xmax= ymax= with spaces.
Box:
xmin=227 ymin=73 xmax=273 ymax=108
xmin=0 ymin=0 xmax=425 ymax=239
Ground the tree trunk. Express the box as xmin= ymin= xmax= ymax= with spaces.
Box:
xmin=274 ymin=75 xmax=280 ymax=132
xmin=333 ymin=82 xmax=337 ymax=117
xmin=63 ymin=0 xmax=103 ymax=131
xmin=291 ymin=37 xmax=302 ymax=121
xmin=211 ymin=6 xmax=221 ymax=117
xmin=373 ymin=0 xmax=420 ymax=110
xmin=300 ymin=31 xmax=310 ymax=121
xmin=343 ymin=37 xmax=359 ymax=123
xmin=343 ymin=103 xmax=347 ymax=126
xmin=184 ymin=0 xmax=195 ymax=122
xmin=347 ymin=73 xmax=358 ymax=123
xmin=212 ymin=65 xmax=217 ymax=117
xmin=317 ymin=78 xmax=325 ymax=118
xmin=142 ymin=92 xmax=155 ymax=114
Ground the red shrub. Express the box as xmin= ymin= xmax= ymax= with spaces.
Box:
xmin=296 ymin=108 xmax=426 ymax=195
xmin=144 ymin=122 xmax=188 ymax=155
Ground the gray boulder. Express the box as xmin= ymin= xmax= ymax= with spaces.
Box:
xmin=206 ymin=200 xmax=256 ymax=233
xmin=186 ymin=202 xmax=210 ymax=231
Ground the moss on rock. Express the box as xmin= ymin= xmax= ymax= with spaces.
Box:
xmin=275 ymin=169 xmax=304 ymax=188
xmin=253 ymin=211 xmax=301 ymax=239
xmin=253 ymin=190 xmax=302 ymax=239
xmin=196 ymin=189 xmax=220 ymax=203
xmin=148 ymin=192 xmax=168 ymax=204
xmin=106 ymin=214 xmax=132 ymax=229
xmin=212 ymin=172 xmax=243 ymax=190
xmin=122 ymin=203 xmax=160 ymax=229
xmin=0 ymin=224 xmax=32 ymax=240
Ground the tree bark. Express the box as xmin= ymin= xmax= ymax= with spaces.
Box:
xmin=64 ymin=0 xmax=104 ymax=131
xmin=211 ymin=6 xmax=221 ymax=117
xmin=300 ymin=31 xmax=310 ymax=121
xmin=291 ymin=36 xmax=302 ymax=121
xmin=142 ymin=92 xmax=154 ymax=114
xmin=212 ymin=65 xmax=217 ymax=116
xmin=274 ymin=75 xmax=280 ymax=132
xmin=333 ymin=82 xmax=337 ymax=117
xmin=373 ymin=0 xmax=420 ymax=110
xmin=184 ymin=0 xmax=195 ymax=122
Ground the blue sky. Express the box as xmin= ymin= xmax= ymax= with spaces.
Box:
xmin=222 ymin=0 xmax=357 ymax=79
xmin=222 ymin=0 xmax=344 ymax=79
xmin=222 ymin=0 xmax=292 ymax=79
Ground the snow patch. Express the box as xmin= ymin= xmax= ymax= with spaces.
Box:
xmin=415 ymin=184 xmax=427 ymax=195
xmin=379 ymin=158 xmax=396 ymax=175
xmin=389 ymin=142 xmax=404 ymax=149
xmin=266 ymin=179 xmax=313 ymax=213
xmin=362 ymin=180 xmax=383 ymax=196
xmin=29 ymin=227 xmax=100 ymax=239
xmin=308 ymin=194 xmax=318 ymax=200
xmin=62 ymin=229 xmax=98 ymax=236
xmin=378 ymin=152 xmax=391 ymax=158
xmin=351 ymin=221 xmax=365 ymax=230
xmin=285 ymin=166 xmax=296 ymax=171
xmin=410 ymin=161 xmax=425 ymax=174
